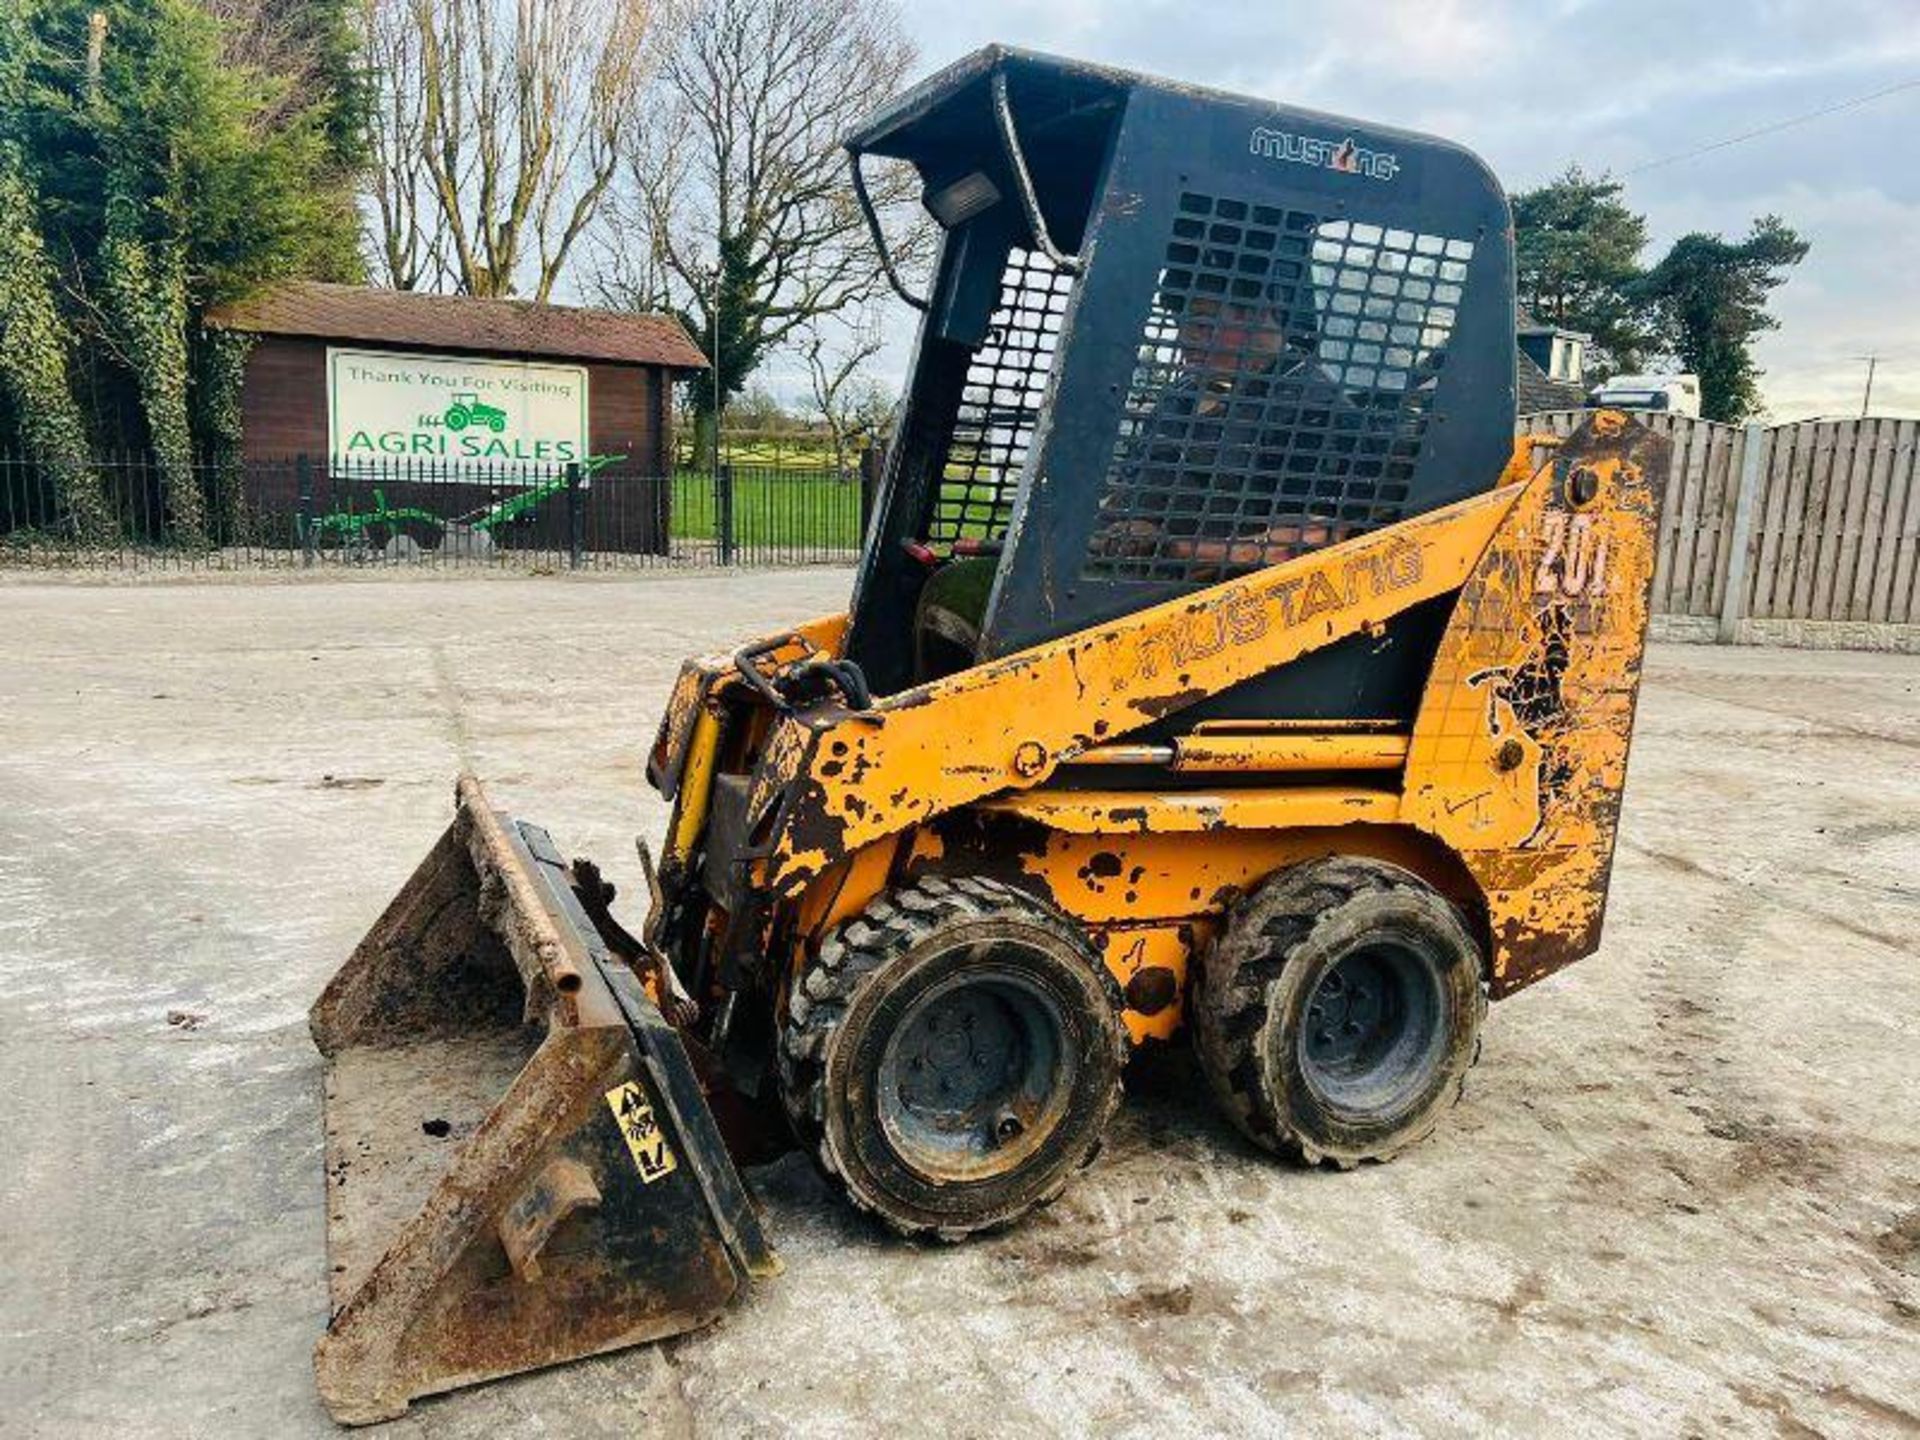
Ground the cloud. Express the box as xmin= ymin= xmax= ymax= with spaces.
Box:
xmin=879 ymin=0 xmax=1920 ymax=417
xmin=1740 ymin=184 xmax=1920 ymax=418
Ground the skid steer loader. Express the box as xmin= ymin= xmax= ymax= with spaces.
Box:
xmin=310 ymin=46 xmax=1671 ymax=1423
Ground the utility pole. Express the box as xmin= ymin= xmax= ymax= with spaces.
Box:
xmin=1853 ymin=354 xmax=1878 ymax=417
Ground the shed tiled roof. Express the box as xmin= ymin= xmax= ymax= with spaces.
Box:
xmin=206 ymin=281 xmax=707 ymax=370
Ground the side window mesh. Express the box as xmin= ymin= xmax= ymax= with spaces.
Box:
xmin=1083 ymin=192 xmax=1475 ymax=582
xmin=928 ymin=248 xmax=1074 ymax=543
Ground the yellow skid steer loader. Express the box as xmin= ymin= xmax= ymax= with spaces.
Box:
xmin=310 ymin=46 xmax=1670 ymax=1423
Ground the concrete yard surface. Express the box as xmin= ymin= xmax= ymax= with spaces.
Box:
xmin=2 ymin=573 xmax=1916 ymax=1438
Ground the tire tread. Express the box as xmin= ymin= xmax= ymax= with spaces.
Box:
xmin=1192 ymin=858 xmax=1487 ymax=1168
xmin=777 ymin=876 xmax=1125 ymax=1238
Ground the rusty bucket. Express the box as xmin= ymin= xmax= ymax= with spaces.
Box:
xmin=309 ymin=775 xmax=776 ymax=1424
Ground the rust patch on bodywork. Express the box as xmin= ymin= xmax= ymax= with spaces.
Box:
xmin=891 ymin=813 xmax=1489 ymax=1040
xmin=309 ymin=778 xmax=777 ymax=1424
xmin=1401 ymin=415 xmax=1669 ymax=994
xmin=763 ymin=490 xmax=1519 ymax=894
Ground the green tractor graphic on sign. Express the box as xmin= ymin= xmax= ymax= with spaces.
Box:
xmin=442 ymin=392 xmax=508 ymax=433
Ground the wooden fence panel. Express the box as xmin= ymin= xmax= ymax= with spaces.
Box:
xmin=1710 ymin=423 xmax=1752 ymax=620
xmin=1823 ymin=419 xmax=1872 ymax=620
xmin=1791 ymin=421 xmax=1836 ymax=619
xmin=1691 ymin=422 xmax=1738 ymax=617
xmin=1855 ymin=419 xmax=1906 ymax=620
xmin=1520 ymin=410 xmax=1920 ymax=629
xmin=1885 ymin=421 xmax=1920 ymax=624
xmin=1816 ymin=421 xmax=1858 ymax=619
xmin=1660 ymin=417 xmax=1689 ymax=612
xmin=1750 ymin=417 xmax=1796 ymax=620
xmin=1686 ymin=419 xmax=1713 ymax=612
xmin=1849 ymin=420 xmax=1895 ymax=621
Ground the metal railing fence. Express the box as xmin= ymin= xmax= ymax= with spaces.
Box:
xmin=0 ymin=452 xmax=869 ymax=571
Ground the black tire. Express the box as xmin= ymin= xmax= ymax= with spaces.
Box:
xmin=778 ymin=875 xmax=1126 ymax=1239
xmin=1192 ymin=857 xmax=1486 ymax=1168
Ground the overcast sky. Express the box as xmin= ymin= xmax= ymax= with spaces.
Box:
xmin=812 ymin=0 xmax=1920 ymax=419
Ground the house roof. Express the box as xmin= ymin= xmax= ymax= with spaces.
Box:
xmin=206 ymin=282 xmax=707 ymax=370
xmin=1515 ymin=305 xmax=1592 ymax=342
xmin=1517 ymin=347 xmax=1587 ymax=414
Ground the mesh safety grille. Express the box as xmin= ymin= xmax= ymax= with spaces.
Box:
xmin=929 ymin=248 xmax=1074 ymax=543
xmin=1084 ymin=192 xmax=1476 ymax=582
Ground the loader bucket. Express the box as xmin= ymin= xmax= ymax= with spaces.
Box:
xmin=309 ymin=775 xmax=777 ymax=1425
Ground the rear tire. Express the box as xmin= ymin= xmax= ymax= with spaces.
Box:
xmin=1192 ymin=857 xmax=1485 ymax=1168
xmin=778 ymin=876 xmax=1126 ymax=1239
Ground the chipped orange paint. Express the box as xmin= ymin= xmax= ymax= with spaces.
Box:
xmin=880 ymin=817 xmax=1485 ymax=1039
xmin=760 ymin=484 xmax=1521 ymax=896
xmin=1401 ymin=417 xmax=1668 ymax=994
xmin=650 ymin=612 xmax=848 ymax=804
xmin=1095 ymin=926 xmax=1200 ymax=1042
xmin=977 ymin=786 xmax=1400 ymax=833
xmin=666 ymin=416 xmax=1666 ymax=1045
xmin=790 ymin=838 xmax=899 ymax=940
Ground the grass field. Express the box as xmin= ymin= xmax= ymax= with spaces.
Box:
xmin=670 ymin=468 xmax=865 ymax=552
xmin=674 ymin=436 xmax=851 ymax=472
xmin=721 ymin=438 xmax=843 ymax=470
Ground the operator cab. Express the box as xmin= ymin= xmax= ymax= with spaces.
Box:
xmin=841 ymin=47 xmax=1515 ymax=724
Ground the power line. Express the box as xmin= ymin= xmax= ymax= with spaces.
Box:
xmin=1622 ymin=76 xmax=1920 ymax=176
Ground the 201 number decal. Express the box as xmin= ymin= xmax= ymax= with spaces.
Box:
xmin=1535 ymin=512 xmax=1609 ymax=598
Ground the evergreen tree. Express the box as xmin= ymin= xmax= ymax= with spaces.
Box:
xmin=1510 ymin=166 xmax=1656 ymax=375
xmin=0 ymin=7 xmax=112 ymax=541
xmin=1639 ymin=217 xmax=1810 ymax=423
xmin=2 ymin=0 xmax=367 ymax=539
xmin=1511 ymin=167 xmax=1808 ymax=420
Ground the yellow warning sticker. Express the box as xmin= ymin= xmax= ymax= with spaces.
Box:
xmin=604 ymin=1080 xmax=678 ymax=1184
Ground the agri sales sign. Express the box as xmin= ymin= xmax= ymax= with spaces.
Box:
xmin=327 ymin=348 xmax=589 ymax=476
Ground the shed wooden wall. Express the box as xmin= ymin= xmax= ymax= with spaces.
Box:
xmin=237 ymin=336 xmax=671 ymax=471
xmin=234 ymin=336 xmax=677 ymax=554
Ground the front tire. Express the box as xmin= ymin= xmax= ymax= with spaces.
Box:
xmin=1193 ymin=857 xmax=1485 ymax=1168
xmin=778 ymin=876 xmax=1126 ymax=1239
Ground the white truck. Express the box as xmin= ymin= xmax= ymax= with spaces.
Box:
xmin=1587 ymin=373 xmax=1702 ymax=418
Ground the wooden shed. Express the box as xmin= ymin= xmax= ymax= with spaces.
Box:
xmin=205 ymin=282 xmax=706 ymax=553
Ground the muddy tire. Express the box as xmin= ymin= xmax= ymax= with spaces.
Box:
xmin=777 ymin=875 xmax=1126 ymax=1239
xmin=1192 ymin=857 xmax=1485 ymax=1168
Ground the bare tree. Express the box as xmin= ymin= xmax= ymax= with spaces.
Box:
xmin=359 ymin=0 xmax=446 ymax=289
xmin=369 ymin=0 xmax=656 ymax=298
xmin=205 ymin=0 xmax=358 ymax=131
xmin=801 ymin=307 xmax=890 ymax=470
xmin=596 ymin=0 xmax=925 ymax=436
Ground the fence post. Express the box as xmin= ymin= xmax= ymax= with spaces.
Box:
xmin=716 ymin=461 xmax=736 ymax=565
xmin=859 ymin=445 xmax=882 ymax=535
xmin=1717 ymin=423 xmax=1768 ymax=644
xmin=297 ymin=455 xmax=315 ymax=567
xmin=566 ymin=461 xmax=583 ymax=570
